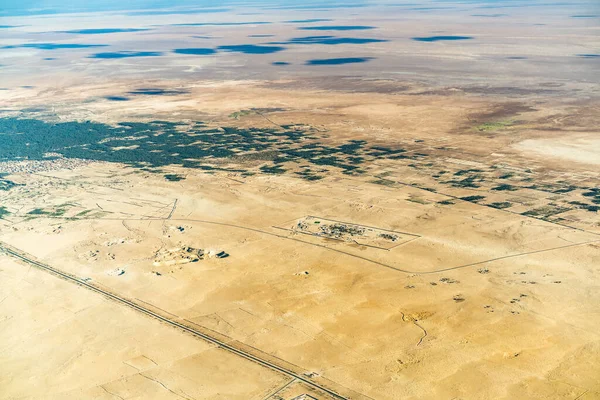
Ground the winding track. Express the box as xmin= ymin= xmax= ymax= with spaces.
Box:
xmin=0 ymin=241 xmax=352 ymax=400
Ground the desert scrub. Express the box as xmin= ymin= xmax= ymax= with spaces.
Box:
xmin=476 ymin=120 xmax=514 ymax=132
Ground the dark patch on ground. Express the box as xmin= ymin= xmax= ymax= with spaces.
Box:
xmin=477 ymin=103 xmax=535 ymax=120
xmin=0 ymin=206 xmax=10 ymax=218
xmin=488 ymin=202 xmax=512 ymax=209
xmin=0 ymin=117 xmax=357 ymax=175
xmin=0 ymin=178 xmax=20 ymax=191
xmin=260 ymin=164 xmax=287 ymax=174
xmin=26 ymin=204 xmax=72 ymax=218
xmin=0 ymin=114 xmax=595 ymax=228
xmin=569 ymin=201 xmax=599 ymax=212
xmin=445 ymin=174 xmax=483 ymax=188
xmin=522 ymin=206 xmax=570 ymax=219
xmin=272 ymin=61 xmax=290 ymax=66
xmin=165 ymin=173 xmax=185 ymax=181
xmin=0 ymin=116 xmax=410 ymax=179
xmin=461 ymin=195 xmax=486 ymax=203
xmin=459 ymin=102 xmax=535 ymax=133
xmin=492 ymin=184 xmax=517 ymax=191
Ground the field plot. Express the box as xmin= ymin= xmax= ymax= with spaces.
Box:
xmin=279 ymin=215 xmax=420 ymax=250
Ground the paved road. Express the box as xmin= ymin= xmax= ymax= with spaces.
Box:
xmin=0 ymin=241 xmax=363 ymax=400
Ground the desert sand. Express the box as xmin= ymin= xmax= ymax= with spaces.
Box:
xmin=1 ymin=1 xmax=599 ymax=399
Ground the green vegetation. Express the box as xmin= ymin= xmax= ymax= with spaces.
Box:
xmin=526 ymin=183 xmax=579 ymax=194
xmin=407 ymin=197 xmax=428 ymax=205
xmin=260 ymin=165 xmax=286 ymax=174
xmin=522 ymin=206 xmax=570 ymax=218
xmin=0 ymin=179 xmax=19 ymax=191
xmin=582 ymin=188 xmax=600 ymax=197
xmin=28 ymin=208 xmax=48 ymax=215
xmin=0 ymin=116 xmax=580 ymax=215
xmin=491 ymin=184 xmax=517 ymax=191
xmin=446 ymin=175 xmax=482 ymax=188
xmin=26 ymin=203 xmax=74 ymax=218
xmin=27 ymin=208 xmax=68 ymax=217
xmin=229 ymin=110 xmax=255 ymax=119
xmin=371 ymin=178 xmax=396 ymax=187
xmin=488 ymin=202 xmax=512 ymax=209
xmin=454 ymin=169 xmax=483 ymax=176
xmin=75 ymin=209 xmax=94 ymax=217
xmin=229 ymin=108 xmax=285 ymax=120
xmin=552 ymin=185 xmax=577 ymax=194
xmin=499 ymin=172 xmax=514 ymax=179
xmin=475 ymin=120 xmax=514 ymax=132
xmin=433 ymin=170 xmax=449 ymax=178
xmin=295 ymin=169 xmax=324 ymax=181
xmin=165 ymin=174 xmax=185 ymax=182
xmin=140 ymin=167 xmax=163 ymax=173
xmin=461 ymin=195 xmax=486 ymax=203
xmin=367 ymin=146 xmax=407 ymax=157
xmin=582 ymin=189 xmax=600 ymax=204
xmin=0 ymin=206 xmax=10 ymax=218
xmin=569 ymin=201 xmax=600 ymax=212
xmin=437 ymin=199 xmax=455 ymax=205
xmin=0 ymin=117 xmax=375 ymax=176
xmin=337 ymin=140 xmax=366 ymax=154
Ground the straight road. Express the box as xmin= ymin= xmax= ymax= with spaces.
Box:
xmin=0 ymin=241 xmax=365 ymax=400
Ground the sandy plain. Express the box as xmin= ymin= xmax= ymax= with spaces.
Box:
xmin=1 ymin=78 xmax=600 ymax=400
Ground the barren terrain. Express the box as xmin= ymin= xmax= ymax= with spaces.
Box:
xmin=1 ymin=1 xmax=599 ymax=399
